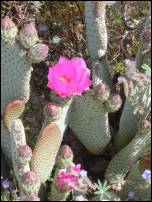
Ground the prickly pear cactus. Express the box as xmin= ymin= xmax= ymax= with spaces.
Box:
xmin=11 ymin=119 xmax=40 ymax=200
xmin=105 ymin=120 xmax=151 ymax=185
xmin=49 ymin=145 xmax=74 ymax=201
xmin=69 ymin=85 xmax=122 ymax=155
xmin=85 ymin=1 xmax=113 ymax=89
xmin=114 ymin=61 xmax=151 ymax=150
xmin=9 ymin=101 xmax=72 ymax=198
xmin=69 ymin=1 xmax=122 ymax=155
xmin=1 ymin=16 xmax=49 ymax=162
xmin=30 ymin=99 xmax=72 ymax=183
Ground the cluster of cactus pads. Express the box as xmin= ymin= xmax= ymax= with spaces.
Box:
xmin=1 ymin=1 xmax=151 ymax=201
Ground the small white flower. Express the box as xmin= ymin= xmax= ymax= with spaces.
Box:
xmin=98 ymin=49 xmax=106 ymax=57
xmin=80 ymin=170 xmax=87 ymax=177
xmin=52 ymin=36 xmax=61 ymax=44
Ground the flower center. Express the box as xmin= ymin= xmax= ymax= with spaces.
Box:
xmin=59 ymin=75 xmax=71 ymax=83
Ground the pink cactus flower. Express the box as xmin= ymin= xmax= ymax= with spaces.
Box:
xmin=47 ymin=56 xmax=92 ymax=98
xmin=69 ymin=164 xmax=81 ymax=175
xmin=55 ymin=170 xmax=78 ymax=192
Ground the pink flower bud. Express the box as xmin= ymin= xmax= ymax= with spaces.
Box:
xmin=1 ymin=16 xmax=16 ymax=30
xmin=143 ymin=29 xmax=151 ymax=42
xmin=107 ymin=94 xmax=122 ymax=112
xmin=22 ymin=171 xmax=39 ymax=185
xmin=27 ymin=43 xmax=49 ymax=63
xmin=43 ymin=103 xmax=59 ymax=118
xmin=140 ymin=120 xmax=150 ymax=130
xmin=19 ymin=22 xmax=38 ymax=49
xmin=34 ymin=43 xmax=49 ymax=57
xmin=24 ymin=194 xmax=40 ymax=201
xmin=20 ymin=22 xmax=37 ymax=37
xmin=18 ymin=145 xmax=32 ymax=158
xmin=58 ymin=145 xmax=73 ymax=159
xmin=93 ymin=83 xmax=110 ymax=100
xmin=1 ymin=16 xmax=18 ymax=42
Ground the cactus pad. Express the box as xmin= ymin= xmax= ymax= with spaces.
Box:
xmin=115 ymin=77 xmax=151 ymax=150
xmin=69 ymin=93 xmax=111 ymax=155
xmin=121 ymin=162 xmax=151 ymax=201
xmin=105 ymin=124 xmax=151 ymax=184
xmin=31 ymin=123 xmax=62 ymax=182
xmin=1 ymin=17 xmax=48 ymax=161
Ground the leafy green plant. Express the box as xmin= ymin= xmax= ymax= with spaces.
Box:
xmin=94 ymin=180 xmax=111 ymax=200
xmin=141 ymin=64 xmax=151 ymax=75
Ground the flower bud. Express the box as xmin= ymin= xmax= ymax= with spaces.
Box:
xmin=56 ymin=145 xmax=74 ymax=169
xmin=18 ymin=145 xmax=32 ymax=164
xmin=22 ymin=171 xmax=40 ymax=193
xmin=27 ymin=43 xmax=49 ymax=63
xmin=43 ymin=103 xmax=59 ymax=120
xmin=93 ymin=83 xmax=110 ymax=101
xmin=58 ymin=145 xmax=73 ymax=159
xmin=140 ymin=120 xmax=151 ymax=130
xmin=107 ymin=94 xmax=122 ymax=112
xmin=18 ymin=22 xmax=38 ymax=49
xmin=1 ymin=16 xmax=18 ymax=42
xmin=143 ymin=29 xmax=151 ymax=42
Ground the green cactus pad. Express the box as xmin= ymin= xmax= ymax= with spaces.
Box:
xmin=3 ymin=100 xmax=25 ymax=132
xmin=85 ymin=1 xmax=107 ymax=59
xmin=31 ymin=123 xmax=62 ymax=183
xmin=105 ymin=127 xmax=151 ymax=184
xmin=1 ymin=18 xmax=48 ymax=162
xmin=115 ymin=78 xmax=151 ymax=150
xmin=1 ymin=39 xmax=33 ymax=161
xmin=85 ymin=2 xmax=113 ymax=90
xmin=69 ymin=93 xmax=111 ymax=155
